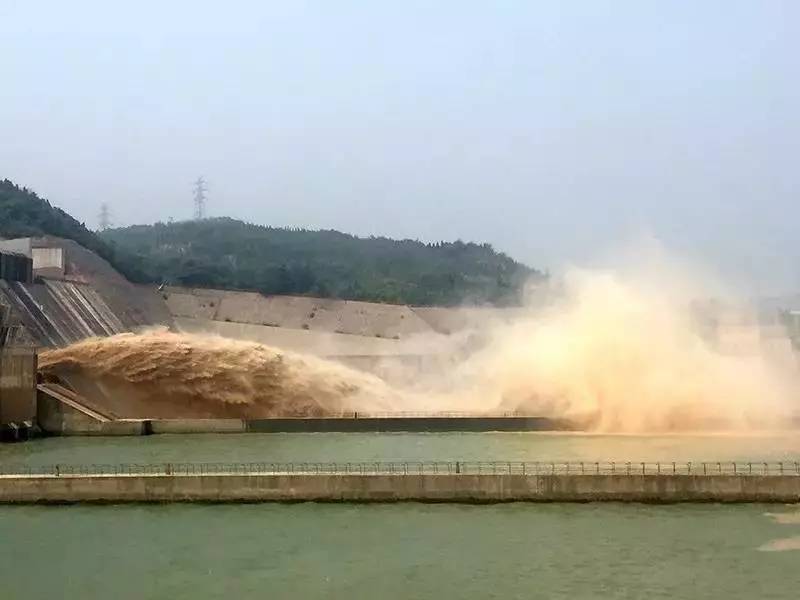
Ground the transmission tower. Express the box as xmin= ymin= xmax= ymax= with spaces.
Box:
xmin=98 ymin=202 xmax=112 ymax=230
xmin=193 ymin=176 xmax=208 ymax=220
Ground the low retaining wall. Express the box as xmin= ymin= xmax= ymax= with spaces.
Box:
xmin=246 ymin=416 xmax=570 ymax=433
xmin=2 ymin=473 xmax=799 ymax=504
xmin=149 ymin=419 xmax=247 ymax=434
xmin=38 ymin=414 xmax=574 ymax=436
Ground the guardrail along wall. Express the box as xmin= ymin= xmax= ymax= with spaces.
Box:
xmin=1 ymin=461 xmax=800 ymax=504
xmin=3 ymin=461 xmax=800 ymax=477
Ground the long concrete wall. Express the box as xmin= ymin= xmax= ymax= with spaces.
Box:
xmin=36 ymin=414 xmax=572 ymax=435
xmin=1 ymin=473 xmax=799 ymax=503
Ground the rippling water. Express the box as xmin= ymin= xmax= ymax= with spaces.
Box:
xmin=2 ymin=431 xmax=800 ymax=466
xmin=2 ymin=433 xmax=800 ymax=598
xmin=1 ymin=503 xmax=799 ymax=599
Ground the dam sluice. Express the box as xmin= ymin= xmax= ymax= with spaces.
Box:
xmin=2 ymin=461 xmax=800 ymax=503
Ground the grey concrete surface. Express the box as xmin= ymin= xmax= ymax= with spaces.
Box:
xmin=1 ymin=473 xmax=799 ymax=503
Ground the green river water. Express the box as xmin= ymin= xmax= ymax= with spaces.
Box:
xmin=3 ymin=431 xmax=800 ymax=465
xmin=2 ymin=432 xmax=799 ymax=599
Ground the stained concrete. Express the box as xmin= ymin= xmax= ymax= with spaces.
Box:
xmin=173 ymin=316 xmax=410 ymax=355
xmin=149 ymin=419 xmax=247 ymax=434
xmin=0 ymin=280 xmax=127 ymax=346
xmin=1 ymin=473 xmax=799 ymax=503
xmin=36 ymin=391 xmax=142 ymax=436
xmin=165 ymin=286 xmax=436 ymax=338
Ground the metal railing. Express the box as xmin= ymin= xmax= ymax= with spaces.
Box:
xmin=260 ymin=411 xmax=543 ymax=419
xmin=1 ymin=461 xmax=800 ymax=477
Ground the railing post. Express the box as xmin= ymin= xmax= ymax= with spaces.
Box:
xmin=24 ymin=455 xmax=800 ymax=482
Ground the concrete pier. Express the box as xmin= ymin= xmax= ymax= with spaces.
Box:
xmin=2 ymin=462 xmax=799 ymax=504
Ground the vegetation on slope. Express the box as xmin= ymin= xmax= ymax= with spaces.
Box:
xmin=0 ymin=179 xmax=102 ymax=252
xmin=0 ymin=179 xmax=145 ymax=281
xmin=103 ymin=218 xmax=541 ymax=305
xmin=1 ymin=178 xmax=541 ymax=305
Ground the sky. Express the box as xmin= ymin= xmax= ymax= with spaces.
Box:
xmin=1 ymin=1 xmax=798 ymax=294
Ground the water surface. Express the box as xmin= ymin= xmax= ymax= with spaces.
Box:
xmin=2 ymin=431 xmax=799 ymax=466
xmin=1 ymin=503 xmax=798 ymax=599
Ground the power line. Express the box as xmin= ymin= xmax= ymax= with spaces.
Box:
xmin=193 ymin=176 xmax=208 ymax=220
xmin=98 ymin=202 xmax=112 ymax=230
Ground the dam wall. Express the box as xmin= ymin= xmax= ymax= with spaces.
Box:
xmin=0 ymin=347 xmax=37 ymax=423
xmin=1 ymin=237 xmax=172 ymax=340
xmin=173 ymin=316 xmax=415 ymax=356
xmin=165 ymin=286 xmax=435 ymax=338
xmin=0 ymin=280 xmax=128 ymax=347
xmin=2 ymin=470 xmax=799 ymax=503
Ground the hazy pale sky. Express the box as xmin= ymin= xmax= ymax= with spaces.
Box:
xmin=1 ymin=1 xmax=798 ymax=293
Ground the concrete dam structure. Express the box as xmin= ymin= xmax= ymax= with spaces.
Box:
xmin=1 ymin=461 xmax=799 ymax=504
xmin=0 ymin=236 xmax=565 ymax=434
xmin=3 ymin=235 xmax=800 ymax=436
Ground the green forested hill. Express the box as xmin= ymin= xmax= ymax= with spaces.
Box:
xmin=103 ymin=218 xmax=541 ymax=305
xmin=0 ymin=179 xmax=147 ymax=279
xmin=0 ymin=179 xmax=105 ymax=253
xmin=1 ymin=178 xmax=541 ymax=305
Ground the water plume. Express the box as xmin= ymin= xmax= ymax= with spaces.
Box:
xmin=442 ymin=263 xmax=800 ymax=431
xmin=39 ymin=330 xmax=400 ymax=418
xmin=37 ymin=244 xmax=800 ymax=431
xmin=758 ymin=537 xmax=800 ymax=552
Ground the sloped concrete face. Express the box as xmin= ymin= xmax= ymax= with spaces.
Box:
xmin=173 ymin=317 xmax=414 ymax=356
xmin=163 ymin=286 xmax=538 ymax=343
xmin=40 ymin=237 xmax=173 ymax=329
xmin=163 ymin=288 xmax=506 ymax=385
xmin=164 ymin=286 xmax=435 ymax=339
xmin=165 ymin=292 xmax=219 ymax=320
xmin=0 ymin=280 xmax=128 ymax=347
xmin=0 ymin=237 xmax=173 ymax=348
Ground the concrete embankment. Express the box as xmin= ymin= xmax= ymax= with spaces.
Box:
xmin=2 ymin=473 xmax=799 ymax=504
